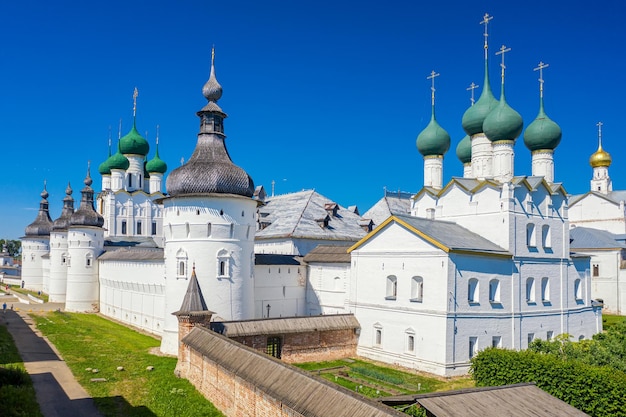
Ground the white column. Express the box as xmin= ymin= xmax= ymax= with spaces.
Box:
xmin=463 ymin=163 xmax=472 ymax=178
xmin=423 ymin=156 xmax=443 ymax=190
xmin=125 ymin=155 xmax=144 ymax=192
xmin=65 ymin=227 xmax=104 ymax=312
xmin=492 ymin=140 xmax=515 ymax=183
xmin=591 ymin=166 xmax=612 ymax=194
xmin=531 ymin=150 xmax=555 ymax=183
xmin=101 ymin=175 xmax=111 ymax=191
xmin=48 ymin=231 xmax=69 ymax=302
xmin=471 ymin=133 xmax=493 ymax=180
xmin=110 ymin=169 xmax=124 ymax=192
xmin=149 ymin=173 xmax=163 ymax=194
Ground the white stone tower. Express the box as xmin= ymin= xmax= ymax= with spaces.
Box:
xmin=160 ymin=49 xmax=257 ymax=355
xmin=21 ymin=183 xmax=53 ymax=292
xmin=589 ymin=122 xmax=612 ymax=194
xmin=65 ymin=168 xmax=105 ymax=312
xmin=48 ymin=183 xmax=74 ymax=303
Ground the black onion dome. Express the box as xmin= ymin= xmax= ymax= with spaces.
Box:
xmin=70 ymin=168 xmax=104 ymax=227
xmin=53 ymin=183 xmax=75 ymax=231
xmin=24 ymin=184 xmax=53 ymax=236
xmin=166 ymin=50 xmax=254 ymax=198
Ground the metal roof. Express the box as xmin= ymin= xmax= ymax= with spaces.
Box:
xmin=255 ymin=190 xmax=366 ymax=241
xmin=211 ymin=314 xmax=360 ymax=337
xmin=182 ymin=326 xmax=404 ymax=417
xmin=569 ymin=227 xmax=626 ymax=250
xmin=98 ymin=247 xmax=164 ymax=261
xmin=303 ymin=244 xmax=352 ymax=263
xmin=255 ymin=254 xmax=302 ymax=265
xmin=381 ymin=383 xmax=589 ymax=417
xmin=569 ymin=190 xmax=626 ymax=206
xmin=362 ymin=191 xmax=412 ymax=227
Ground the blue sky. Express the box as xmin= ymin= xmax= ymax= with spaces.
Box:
xmin=1 ymin=0 xmax=625 ymax=239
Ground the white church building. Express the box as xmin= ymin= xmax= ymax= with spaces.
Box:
xmin=21 ymin=17 xmax=603 ymax=377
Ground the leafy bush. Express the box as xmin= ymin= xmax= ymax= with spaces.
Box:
xmin=470 ymin=347 xmax=626 ymax=417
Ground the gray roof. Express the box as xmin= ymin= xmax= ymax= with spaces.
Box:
xmin=24 ymin=187 xmax=53 ymax=237
xmin=380 ymin=215 xmax=510 ymax=256
xmin=70 ymin=171 xmax=104 ymax=228
xmin=182 ymin=326 xmax=403 ymax=417
xmin=570 ymin=227 xmax=626 ymax=250
xmin=256 ymin=190 xmax=367 ymax=242
xmin=569 ymin=190 xmax=626 ymax=206
xmin=175 ymin=269 xmax=209 ymax=314
xmin=382 ymin=383 xmax=589 ymax=417
xmin=211 ymin=314 xmax=360 ymax=337
xmin=104 ymin=237 xmax=160 ymax=248
xmin=303 ymin=244 xmax=352 ymax=263
xmin=98 ymin=247 xmax=164 ymax=261
xmin=52 ymin=183 xmax=75 ymax=231
xmin=255 ymin=254 xmax=302 ymax=265
xmin=362 ymin=191 xmax=412 ymax=227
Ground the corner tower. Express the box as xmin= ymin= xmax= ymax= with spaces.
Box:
xmin=21 ymin=183 xmax=53 ymax=292
xmin=161 ymin=49 xmax=257 ymax=355
xmin=48 ymin=183 xmax=74 ymax=302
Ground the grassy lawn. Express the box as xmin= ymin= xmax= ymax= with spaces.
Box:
xmin=31 ymin=311 xmax=223 ymax=417
xmin=295 ymin=358 xmax=474 ymax=400
xmin=602 ymin=313 xmax=626 ymax=331
xmin=0 ymin=321 xmax=43 ymax=417
xmin=7 ymin=286 xmax=49 ymax=303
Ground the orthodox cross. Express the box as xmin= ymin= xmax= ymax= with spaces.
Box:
xmin=118 ymin=118 xmax=122 ymax=140
xmin=108 ymin=125 xmax=112 ymax=153
xmin=534 ymin=61 xmax=549 ymax=98
xmin=133 ymin=87 xmax=139 ymax=117
xmin=467 ymin=82 xmax=479 ymax=105
xmin=212 ymin=45 xmax=215 ymax=65
xmin=156 ymin=124 xmax=160 ymax=146
xmin=597 ymin=121 xmax=603 ymax=148
xmin=496 ymin=45 xmax=511 ymax=80
xmin=480 ymin=13 xmax=493 ymax=57
xmin=427 ymin=70 xmax=440 ymax=106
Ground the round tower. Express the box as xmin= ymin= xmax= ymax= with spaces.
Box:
xmin=589 ymin=122 xmax=612 ymax=194
xmin=483 ymin=45 xmax=523 ymax=183
xmin=65 ymin=168 xmax=105 ymax=312
xmin=49 ymin=183 xmax=74 ymax=303
xmin=462 ymin=13 xmax=499 ymax=180
xmin=416 ymin=71 xmax=450 ymax=190
xmin=160 ymin=49 xmax=257 ymax=355
xmin=21 ymin=183 xmax=53 ymax=292
xmin=523 ymin=62 xmax=562 ymax=183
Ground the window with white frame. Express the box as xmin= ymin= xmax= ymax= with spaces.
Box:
xmin=176 ymin=249 xmax=188 ymax=279
xmin=526 ymin=223 xmax=536 ymax=247
xmin=469 ymin=337 xmax=478 ymax=359
xmin=373 ymin=323 xmax=382 ymax=347
xmin=468 ymin=278 xmax=479 ymax=304
xmin=541 ymin=277 xmax=550 ymax=302
xmin=406 ymin=329 xmax=416 ymax=353
xmin=541 ymin=225 xmax=551 ymax=248
xmin=492 ymin=336 xmax=502 ymax=348
xmin=411 ymin=276 xmax=424 ymax=302
xmin=385 ymin=275 xmax=397 ymax=300
xmin=547 ymin=331 xmax=554 ymax=341
xmin=528 ymin=333 xmax=535 ymax=346
xmin=526 ymin=277 xmax=536 ymax=303
xmin=574 ymin=278 xmax=583 ymax=301
xmin=592 ymin=264 xmax=599 ymax=277
xmin=85 ymin=253 xmax=93 ymax=267
xmin=489 ymin=279 xmax=500 ymax=303
xmin=217 ymin=249 xmax=231 ymax=279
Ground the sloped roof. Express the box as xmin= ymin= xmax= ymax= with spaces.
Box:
xmin=303 ymin=244 xmax=351 ymax=263
xmin=175 ymin=268 xmax=210 ymax=314
xmin=569 ymin=227 xmax=626 ymax=250
xmin=255 ymin=254 xmax=302 ymax=265
xmin=183 ymin=326 xmax=403 ymax=417
xmin=255 ymin=190 xmax=366 ymax=242
xmin=350 ymin=214 xmax=510 ymax=257
xmin=211 ymin=314 xmax=359 ymax=337
xmin=104 ymin=236 xmax=160 ymax=248
xmin=98 ymin=247 xmax=164 ymax=261
xmin=381 ymin=383 xmax=589 ymax=417
xmin=569 ymin=190 xmax=626 ymax=206
xmin=362 ymin=191 xmax=412 ymax=227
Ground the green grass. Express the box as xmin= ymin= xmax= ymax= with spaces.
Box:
xmin=31 ymin=311 xmax=223 ymax=417
xmin=9 ymin=286 xmax=49 ymax=303
xmin=0 ymin=322 xmax=43 ymax=417
xmin=295 ymin=357 xmax=474 ymax=400
xmin=602 ymin=314 xmax=626 ymax=331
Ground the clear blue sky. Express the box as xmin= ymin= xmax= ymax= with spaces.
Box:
xmin=1 ymin=0 xmax=625 ymax=239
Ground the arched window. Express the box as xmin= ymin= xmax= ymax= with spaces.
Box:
xmin=526 ymin=277 xmax=536 ymax=303
xmin=526 ymin=223 xmax=536 ymax=247
xmin=386 ymin=275 xmax=397 ymax=300
xmin=411 ymin=276 xmax=424 ymax=302
xmin=207 ymin=223 xmax=212 ymax=237
xmin=574 ymin=278 xmax=583 ymax=301
xmin=176 ymin=249 xmax=188 ymax=279
xmin=468 ymin=278 xmax=479 ymax=304
xmin=489 ymin=279 xmax=500 ymax=303
xmin=85 ymin=253 xmax=93 ymax=267
xmin=373 ymin=323 xmax=383 ymax=347
xmin=542 ymin=225 xmax=551 ymax=248
xmin=541 ymin=277 xmax=550 ymax=302
xmin=405 ymin=328 xmax=416 ymax=353
xmin=217 ymin=249 xmax=231 ymax=279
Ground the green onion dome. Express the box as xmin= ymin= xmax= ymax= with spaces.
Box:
xmin=120 ymin=123 xmax=149 ymax=156
xmin=98 ymin=158 xmax=111 ymax=175
xmin=483 ymin=82 xmax=523 ymax=142
xmin=462 ymin=60 xmax=498 ymax=136
xmin=146 ymin=146 xmax=167 ymax=174
xmin=416 ymin=106 xmax=451 ymax=156
xmin=456 ymin=135 xmax=472 ymax=164
xmin=108 ymin=141 xmax=130 ymax=171
xmin=523 ymin=97 xmax=562 ymax=151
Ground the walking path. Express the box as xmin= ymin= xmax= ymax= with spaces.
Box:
xmin=2 ymin=296 xmax=103 ymax=417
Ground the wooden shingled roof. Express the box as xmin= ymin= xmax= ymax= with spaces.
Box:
xmin=211 ymin=314 xmax=359 ymax=337
xmin=381 ymin=383 xmax=589 ymax=417
xmin=302 ymin=244 xmax=352 ymax=263
xmin=183 ymin=326 xmax=405 ymax=417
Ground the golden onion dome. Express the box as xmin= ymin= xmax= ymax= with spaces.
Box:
xmin=590 ymin=144 xmax=612 ymax=168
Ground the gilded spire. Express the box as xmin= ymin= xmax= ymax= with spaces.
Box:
xmin=590 ymin=122 xmax=612 ymax=168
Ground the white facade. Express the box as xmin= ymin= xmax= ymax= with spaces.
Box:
xmin=254 ymin=260 xmax=307 ymax=318
xmin=48 ymin=231 xmax=69 ymax=302
xmin=21 ymin=237 xmax=49 ymax=291
xmin=306 ymin=262 xmax=350 ymax=315
xmin=65 ymin=226 xmax=104 ymax=312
